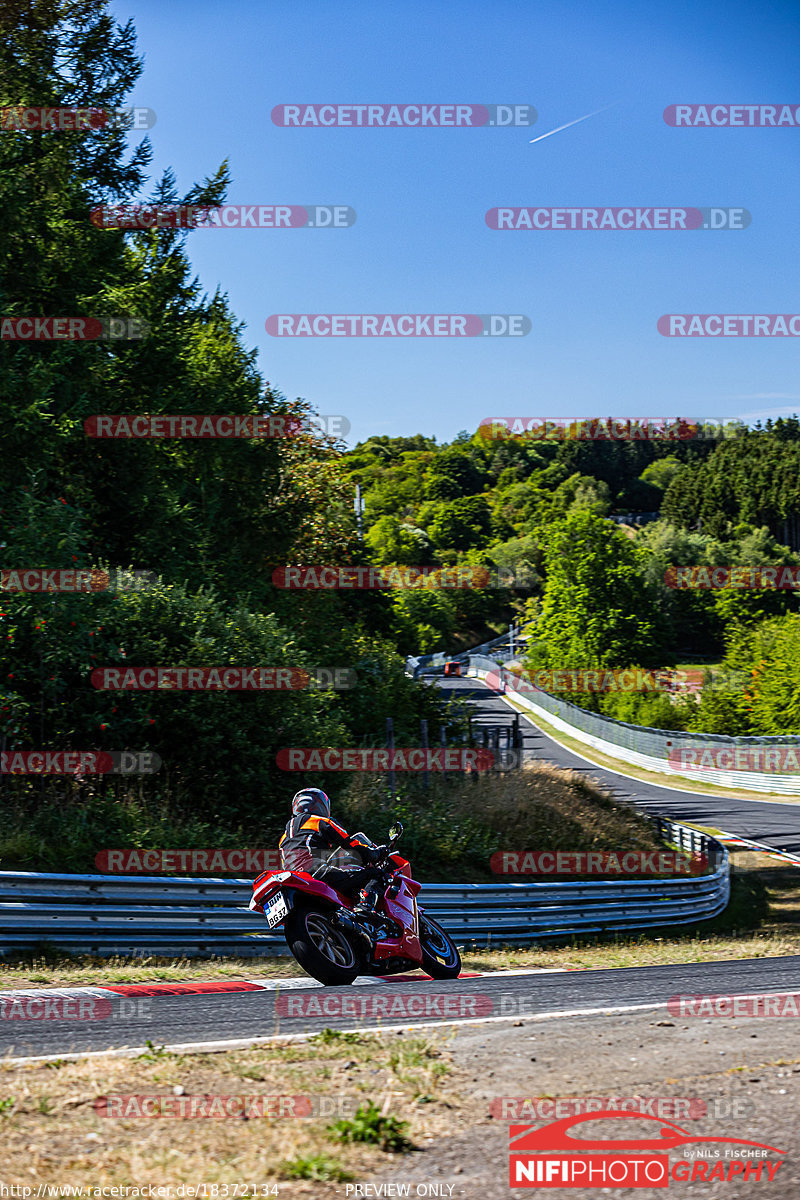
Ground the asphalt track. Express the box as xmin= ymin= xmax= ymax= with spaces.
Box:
xmin=439 ymin=675 xmax=800 ymax=855
xmin=3 ymin=956 xmax=800 ymax=1060
xmin=3 ymin=672 xmax=799 ymax=1062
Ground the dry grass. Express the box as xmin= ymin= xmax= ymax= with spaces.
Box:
xmin=0 ymin=1031 xmax=459 ymax=1190
xmin=464 ymin=931 xmax=800 ymax=972
xmin=338 ymin=760 xmax=665 ymax=881
xmin=463 ymin=760 xmax=661 ymax=854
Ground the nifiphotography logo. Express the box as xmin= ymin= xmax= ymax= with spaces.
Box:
xmin=509 ymin=1110 xmax=785 ymax=1187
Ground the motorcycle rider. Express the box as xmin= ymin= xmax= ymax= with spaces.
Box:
xmin=279 ymin=789 xmax=388 ymax=915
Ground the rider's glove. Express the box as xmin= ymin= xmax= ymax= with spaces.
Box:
xmin=366 ymin=844 xmax=390 ymax=864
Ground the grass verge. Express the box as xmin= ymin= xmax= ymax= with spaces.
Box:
xmin=0 ymin=1030 xmax=454 ymax=1189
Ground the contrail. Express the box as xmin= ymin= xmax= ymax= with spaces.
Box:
xmin=529 ymin=103 xmax=618 ymax=144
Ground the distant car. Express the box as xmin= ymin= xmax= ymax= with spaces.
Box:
xmin=444 ymin=660 xmax=463 ymax=677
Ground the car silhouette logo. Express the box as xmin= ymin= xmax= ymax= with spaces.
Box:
xmin=510 ymin=1110 xmax=785 ymax=1155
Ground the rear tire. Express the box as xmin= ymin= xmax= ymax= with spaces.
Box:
xmin=285 ymin=906 xmax=360 ymax=986
xmin=419 ymin=913 xmax=462 ymax=979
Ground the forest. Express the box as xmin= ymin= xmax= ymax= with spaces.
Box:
xmin=2 ymin=1 xmax=800 ymax=876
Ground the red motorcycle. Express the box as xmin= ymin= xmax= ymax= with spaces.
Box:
xmin=249 ymin=821 xmax=462 ymax=985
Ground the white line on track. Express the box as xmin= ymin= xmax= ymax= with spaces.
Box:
xmin=2 ymin=998 xmax=671 ymax=1065
xmin=6 ymin=985 xmax=800 ymax=1065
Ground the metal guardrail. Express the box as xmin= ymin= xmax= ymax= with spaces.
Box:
xmin=469 ymin=658 xmax=800 ymax=795
xmin=407 ymin=626 xmax=521 ymax=676
xmin=0 ymin=821 xmax=729 ymax=956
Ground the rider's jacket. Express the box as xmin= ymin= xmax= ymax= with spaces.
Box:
xmin=279 ymin=814 xmax=372 ymax=872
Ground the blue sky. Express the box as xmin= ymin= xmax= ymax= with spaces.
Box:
xmin=110 ymin=0 xmax=800 ymax=447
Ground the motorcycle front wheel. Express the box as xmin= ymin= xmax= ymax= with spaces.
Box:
xmin=419 ymin=913 xmax=462 ymax=979
xmin=284 ymin=906 xmax=360 ymax=986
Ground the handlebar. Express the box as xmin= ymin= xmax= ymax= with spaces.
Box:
xmin=322 ymin=822 xmax=403 ymax=869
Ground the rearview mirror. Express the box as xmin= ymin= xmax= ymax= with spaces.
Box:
xmin=388 ymin=821 xmax=404 ymax=842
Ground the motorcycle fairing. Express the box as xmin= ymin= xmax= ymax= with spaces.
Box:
xmin=249 ymin=868 xmax=355 ymax=914
xmin=372 ymin=874 xmax=423 ymax=962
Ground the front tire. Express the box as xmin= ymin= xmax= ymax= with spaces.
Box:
xmin=419 ymin=913 xmax=462 ymax=979
xmin=285 ymin=906 xmax=360 ymax=986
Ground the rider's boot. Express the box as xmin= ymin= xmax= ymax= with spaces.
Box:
xmin=353 ymin=881 xmax=382 ymax=916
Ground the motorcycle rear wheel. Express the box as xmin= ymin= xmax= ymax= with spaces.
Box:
xmin=285 ymin=906 xmax=360 ymax=986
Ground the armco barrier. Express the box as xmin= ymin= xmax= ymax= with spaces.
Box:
xmin=408 ymin=626 xmax=521 ymax=676
xmin=469 ymin=657 xmax=800 ymax=796
xmin=0 ymin=820 xmax=728 ymax=956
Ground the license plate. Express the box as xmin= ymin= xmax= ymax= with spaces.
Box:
xmin=265 ymin=891 xmax=288 ymax=928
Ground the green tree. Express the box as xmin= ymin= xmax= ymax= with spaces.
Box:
xmin=364 ymin=516 xmax=432 ymax=565
xmin=423 ymin=447 xmax=487 ymax=501
xmin=640 ymin=456 xmax=683 ymax=492
xmin=0 ymin=0 xmax=453 ymax=838
xmin=428 ymin=496 xmax=492 ymax=551
xmin=552 ymin=473 xmax=611 ymax=517
xmin=533 ymin=511 xmax=665 ymax=669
